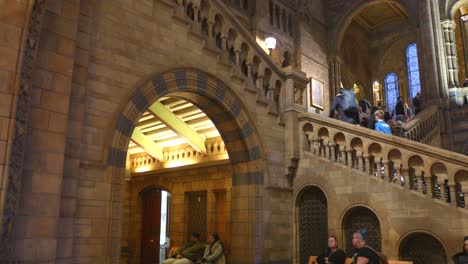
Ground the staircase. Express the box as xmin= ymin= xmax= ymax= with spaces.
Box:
xmin=299 ymin=112 xmax=468 ymax=208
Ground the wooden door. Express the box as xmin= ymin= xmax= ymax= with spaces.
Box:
xmin=141 ymin=189 xmax=161 ymax=264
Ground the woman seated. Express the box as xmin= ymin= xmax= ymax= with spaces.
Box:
xmin=198 ymin=233 xmax=226 ymax=264
xmin=316 ymin=236 xmax=346 ymax=264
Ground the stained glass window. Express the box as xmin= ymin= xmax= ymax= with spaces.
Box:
xmin=406 ymin=43 xmax=421 ymax=100
xmin=384 ymin=73 xmax=399 ymax=114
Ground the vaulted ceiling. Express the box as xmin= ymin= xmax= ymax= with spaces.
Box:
xmin=353 ymin=2 xmax=409 ymax=32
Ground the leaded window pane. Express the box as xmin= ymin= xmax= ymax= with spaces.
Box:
xmin=407 ymin=43 xmax=421 ymax=100
xmin=385 ymin=73 xmax=399 ymax=114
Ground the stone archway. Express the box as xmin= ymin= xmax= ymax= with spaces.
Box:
xmin=107 ymin=68 xmax=264 ymax=263
xmin=297 ymin=186 xmax=328 ymax=264
xmin=330 ymin=0 xmax=411 ymax=54
xmin=342 ymin=206 xmax=382 ymax=253
xmin=399 ymin=232 xmax=447 ymax=264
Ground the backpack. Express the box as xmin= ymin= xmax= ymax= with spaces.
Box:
xmin=362 ymin=245 xmax=389 ymax=264
xmin=339 ymin=88 xmax=357 ymax=112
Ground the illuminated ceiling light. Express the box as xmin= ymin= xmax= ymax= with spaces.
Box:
xmin=265 ymin=36 xmax=277 ymax=56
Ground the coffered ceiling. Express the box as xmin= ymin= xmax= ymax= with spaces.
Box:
xmin=353 ymin=2 xmax=409 ymax=32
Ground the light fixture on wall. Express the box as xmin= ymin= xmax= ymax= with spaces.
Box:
xmin=265 ymin=36 xmax=277 ymax=56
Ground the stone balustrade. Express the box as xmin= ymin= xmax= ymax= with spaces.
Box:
xmin=299 ymin=113 xmax=468 ymax=209
xmin=400 ymin=104 xmax=441 ymax=145
xmin=130 ymin=137 xmax=228 ymax=172
xmin=167 ymin=0 xmax=308 ymax=115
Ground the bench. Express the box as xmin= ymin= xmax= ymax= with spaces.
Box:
xmin=308 ymin=256 xmax=413 ymax=264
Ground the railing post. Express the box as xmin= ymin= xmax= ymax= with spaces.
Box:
xmin=401 ymin=167 xmax=410 ymax=189
xmin=255 ymin=75 xmax=264 ymax=97
xmin=382 ymin=160 xmax=390 ymax=182
xmin=313 ymin=139 xmax=320 ymax=155
xmin=346 ymin=150 xmax=353 ymax=168
xmin=438 ymin=179 xmax=447 ymax=202
xmin=329 ymin=143 xmax=336 ymax=161
xmin=338 ymin=146 xmax=345 ymax=164
xmin=448 ymin=182 xmax=457 ymax=206
xmin=414 ymin=168 xmax=423 ymax=193
xmin=323 ymin=141 xmax=329 ymax=159
xmin=425 ymin=175 xmax=434 ymax=197
xmin=364 ymin=155 xmax=372 ymax=175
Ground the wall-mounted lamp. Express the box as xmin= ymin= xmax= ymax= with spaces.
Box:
xmin=265 ymin=36 xmax=277 ymax=56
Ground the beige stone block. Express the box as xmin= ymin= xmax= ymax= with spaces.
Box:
xmin=0 ymin=69 xmax=14 ymax=93
xmin=30 ymin=107 xmax=50 ymax=130
xmin=56 ymin=238 xmax=73 ymax=258
xmin=43 ymin=11 xmax=77 ymax=40
xmin=18 ymin=192 xmax=60 ymax=216
xmin=15 ymin=215 xmax=58 ymax=238
xmin=37 ymin=50 xmax=74 ymax=77
xmin=0 ymin=46 xmax=18 ymax=71
xmin=40 ymin=89 xmax=70 ymax=113
xmin=49 ymin=112 xmax=67 ymax=133
xmin=0 ymin=1 xmax=27 ymax=27
xmin=0 ymin=92 xmax=12 ymax=117
xmin=0 ymin=140 xmax=5 ymax=164
xmin=0 ymin=22 xmax=22 ymax=49
xmin=21 ymin=171 xmax=62 ymax=194
xmin=62 ymin=0 xmax=80 ymax=19
xmin=15 ymin=238 xmax=57 ymax=261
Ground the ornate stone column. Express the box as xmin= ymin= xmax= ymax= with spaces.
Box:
xmin=448 ymin=182 xmax=457 ymax=206
xmin=328 ymin=55 xmax=342 ymax=98
xmin=441 ymin=20 xmax=460 ymax=88
xmin=382 ymin=160 xmax=390 ymax=182
xmin=401 ymin=167 xmax=410 ymax=190
xmin=338 ymin=146 xmax=345 ymax=164
xmin=425 ymin=175 xmax=434 ymax=197
xmin=364 ymin=156 xmax=372 ymax=175
xmin=329 ymin=143 xmax=336 ymax=161
xmin=438 ymin=179 xmax=447 ymax=202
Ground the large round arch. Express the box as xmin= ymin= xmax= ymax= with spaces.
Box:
xmin=330 ymin=0 xmax=412 ymax=54
xmin=296 ymin=185 xmax=328 ymax=264
xmin=342 ymin=206 xmax=382 ymax=252
xmin=107 ymin=68 xmax=265 ymax=262
xmin=398 ymin=232 xmax=448 ymax=264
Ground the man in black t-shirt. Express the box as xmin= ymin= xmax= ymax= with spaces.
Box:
xmin=351 ymin=229 xmax=380 ymax=264
xmin=453 ymin=236 xmax=468 ymax=264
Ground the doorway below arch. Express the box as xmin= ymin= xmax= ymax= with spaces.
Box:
xmin=399 ymin=233 xmax=447 ymax=264
xmin=297 ymin=186 xmax=328 ymax=264
xmin=342 ymin=206 xmax=381 ymax=253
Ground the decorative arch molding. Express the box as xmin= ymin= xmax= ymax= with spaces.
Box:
xmin=341 ymin=204 xmax=384 ymax=252
xmin=447 ymin=0 xmax=468 ymax=19
xmin=398 ymin=230 xmax=448 ymax=263
xmin=107 ymin=68 xmax=265 ymax=262
xmin=295 ymin=185 xmax=328 ymax=264
xmin=330 ymin=0 xmax=411 ymax=54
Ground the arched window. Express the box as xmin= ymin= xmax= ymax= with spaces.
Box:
xmin=384 ymin=73 xmax=399 ymax=114
xmin=406 ymin=43 xmax=421 ymax=100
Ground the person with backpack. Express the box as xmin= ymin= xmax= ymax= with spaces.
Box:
xmin=350 ymin=229 xmax=388 ymax=264
xmin=329 ymin=88 xmax=359 ymax=125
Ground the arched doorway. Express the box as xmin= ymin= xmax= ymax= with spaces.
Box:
xmin=399 ymin=233 xmax=447 ymax=264
xmin=298 ymin=186 xmax=328 ymax=264
xmin=343 ymin=206 xmax=381 ymax=253
xmin=110 ymin=69 xmax=264 ymax=263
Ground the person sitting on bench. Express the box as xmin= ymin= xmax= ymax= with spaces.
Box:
xmin=162 ymin=232 xmax=205 ymax=264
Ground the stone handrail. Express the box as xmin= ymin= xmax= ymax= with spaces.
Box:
xmin=167 ymin=0 xmax=309 ymax=115
xmin=400 ymin=104 xmax=440 ymax=145
xmin=299 ymin=113 xmax=468 ymax=209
